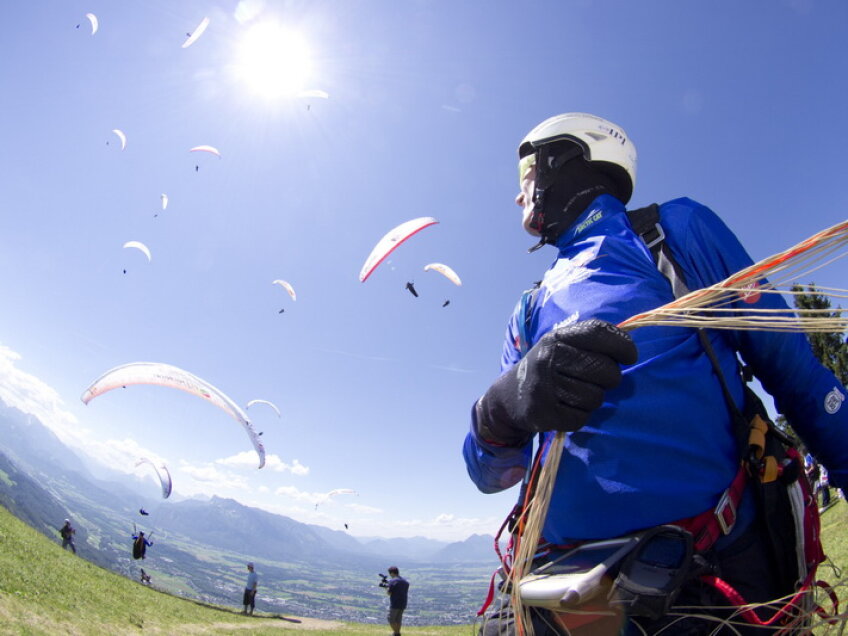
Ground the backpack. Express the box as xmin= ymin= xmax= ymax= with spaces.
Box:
xmin=132 ymin=536 xmax=146 ymax=560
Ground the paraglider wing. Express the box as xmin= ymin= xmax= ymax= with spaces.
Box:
xmin=112 ymin=129 xmax=127 ymax=150
xmin=246 ymin=399 xmax=281 ymax=418
xmin=359 ymin=217 xmax=439 ymax=282
xmin=423 ymin=263 xmax=462 ymax=286
xmin=161 ymin=194 xmax=168 ymax=210
xmin=123 ymin=241 xmax=151 ymax=262
xmin=316 ymin=488 xmax=358 ymax=509
xmin=189 ymin=145 xmax=221 ymax=158
xmin=85 ymin=12 xmax=98 ymax=35
xmin=296 ymin=89 xmax=329 ymax=99
xmin=327 ymin=488 xmax=358 ymax=497
xmin=81 ymin=362 xmax=265 ymax=468
xmin=181 ymin=17 xmax=209 ymax=48
xmin=135 ymin=457 xmax=173 ymax=499
xmin=272 ymin=279 xmax=297 ymax=302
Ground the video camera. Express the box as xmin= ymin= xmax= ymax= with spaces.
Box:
xmin=378 ymin=573 xmax=389 ymax=588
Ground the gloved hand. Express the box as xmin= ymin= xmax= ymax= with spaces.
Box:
xmin=475 ymin=319 xmax=638 ymax=446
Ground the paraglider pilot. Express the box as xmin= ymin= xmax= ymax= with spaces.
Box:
xmin=59 ymin=519 xmax=76 ymax=554
xmin=132 ymin=530 xmax=153 ymax=560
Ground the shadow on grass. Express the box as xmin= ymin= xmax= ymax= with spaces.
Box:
xmin=176 ymin=595 xmax=302 ymax=623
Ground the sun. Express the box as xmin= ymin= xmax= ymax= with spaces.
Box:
xmin=234 ymin=22 xmax=313 ymax=99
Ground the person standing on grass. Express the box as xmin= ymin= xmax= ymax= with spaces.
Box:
xmin=385 ymin=566 xmax=409 ymax=636
xmin=59 ymin=519 xmax=76 ymax=554
xmin=242 ymin=562 xmax=258 ymax=615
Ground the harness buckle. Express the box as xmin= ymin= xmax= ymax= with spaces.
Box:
xmin=714 ymin=488 xmax=737 ymax=536
xmin=643 ymin=223 xmax=666 ymax=250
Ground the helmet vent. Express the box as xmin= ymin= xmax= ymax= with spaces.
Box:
xmin=585 ymin=131 xmax=607 ymax=141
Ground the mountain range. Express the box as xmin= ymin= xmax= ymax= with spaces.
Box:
xmin=0 ymin=402 xmax=493 ymax=570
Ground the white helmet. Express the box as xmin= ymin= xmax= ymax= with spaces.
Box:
xmin=518 ymin=112 xmax=637 ymax=204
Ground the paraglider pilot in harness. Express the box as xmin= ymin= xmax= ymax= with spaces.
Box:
xmin=464 ymin=112 xmax=848 ymax=634
xmin=132 ymin=526 xmax=154 ymax=560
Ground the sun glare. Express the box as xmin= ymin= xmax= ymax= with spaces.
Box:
xmin=234 ymin=22 xmax=313 ymax=99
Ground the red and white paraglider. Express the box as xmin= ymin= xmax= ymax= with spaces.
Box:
xmin=81 ymin=362 xmax=265 ymax=469
xmin=359 ymin=217 xmax=439 ymax=282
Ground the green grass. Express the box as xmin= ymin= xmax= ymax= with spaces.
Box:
xmin=0 ymin=504 xmax=476 ymax=635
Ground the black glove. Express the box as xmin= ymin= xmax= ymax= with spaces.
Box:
xmin=475 ymin=319 xmax=638 ymax=446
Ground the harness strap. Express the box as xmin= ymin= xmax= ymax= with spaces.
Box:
xmin=627 ymin=204 xmax=690 ymax=298
xmin=674 ymin=465 xmax=747 ymax=552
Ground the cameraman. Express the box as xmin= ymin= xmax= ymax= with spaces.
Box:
xmin=383 ymin=566 xmax=409 ymax=636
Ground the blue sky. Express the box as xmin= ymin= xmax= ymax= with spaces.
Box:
xmin=1 ymin=0 xmax=846 ymax=542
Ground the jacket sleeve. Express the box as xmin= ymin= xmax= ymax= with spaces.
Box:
xmin=462 ymin=303 xmax=534 ymax=493
xmin=666 ymin=200 xmax=848 ymax=489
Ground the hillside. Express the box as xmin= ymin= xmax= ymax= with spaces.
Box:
xmin=0 ymin=503 xmax=473 ymax=635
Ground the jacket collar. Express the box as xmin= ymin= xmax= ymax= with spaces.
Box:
xmin=554 ymin=194 xmax=626 ymax=249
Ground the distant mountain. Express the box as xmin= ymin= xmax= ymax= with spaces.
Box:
xmin=153 ymin=496 xmax=381 ymax=568
xmin=0 ymin=402 xmax=89 ymax=476
xmin=0 ymin=400 xmax=496 ymax=568
xmin=357 ymin=535 xmax=450 ymax=562
xmin=432 ymin=533 xmax=497 ymax=563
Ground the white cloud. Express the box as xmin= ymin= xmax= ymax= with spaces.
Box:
xmin=0 ymin=346 xmax=170 ymax=477
xmin=0 ymin=345 xmax=81 ymax=447
xmin=274 ymin=484 xmax=317 ymax=503
xmin=215 ymin=451 xmax=309 ymax=475
xmin=179 ymin=460 xmax=249 ymax=491
xmin=346 ymin=502 xmax=382 ymax=514
xmin=92 ymin=438 xmax=168 ymax=475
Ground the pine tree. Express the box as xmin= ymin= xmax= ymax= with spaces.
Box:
xmin=791 ymin=283 xmax=848 ymax=385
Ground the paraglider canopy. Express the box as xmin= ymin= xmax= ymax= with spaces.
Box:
xmin=423 ymin=263 xmax=462 ymax=286
xmin=190 ymin=145 xmax=221 ymax=158
xmin=297 ymin=89 xmax=329 ymax=99
xmin=123 ymin=241 xmax=151 ymax=262
xmin=112 ymin=129 xmax=127 ymax=150
xmin=81 ymin=362 xmax=265 ymax=468
xmin=272 ymin=280 xmax=296 ymax=302
xmin=85 ymin=13 xmax=98 ymax=35
xmin=315 ymin=488 xmax=358 ymax=509
xmin=135 ymin=457 xmax=172 ymax=499
xmin=359 ymin=217 xmax=439 ymax=282
xmin=246 ymin=399 xmax=281 ymax=418
xmin=182 ymin=17 xmax=209 ymax=49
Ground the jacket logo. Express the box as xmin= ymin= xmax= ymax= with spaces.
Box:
xmin=824 ymin=387 xmax=845 ymax=414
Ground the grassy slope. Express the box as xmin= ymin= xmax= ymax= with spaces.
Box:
xmin=0 ymin=504 xmax=475 ymax=635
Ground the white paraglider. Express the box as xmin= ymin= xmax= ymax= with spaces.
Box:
xmin=190 ymin=145 xmax=221 ymax=158
xmin=246 ymin=399 xmax=281 ymax=418
xmin=135 ymin=457 xmax=173 ymax=499
xmin=85 ymin=13 xmax=98 ymax=35
xmin=423 ymin=263 xmax=462 ymax=286
xmin=81 ymin=362 xmax=265 ymax=469
xmin=123 ymin=241 xmax=151 ymax=262
xmin=182 ymin=17 xmax=210 ymax=49
xmin=161 ymin=194 xmax=168 ymax=211
xmin=297 ymin=89 xmax=329 ymax=100
xmin=359 ymin=217 xmax=439 ymax=282
xmin=272 ymin=280 xmax=297 ymax=302
xmin=112 ymin=129 xmax=127 ymax=150
xmin=315 ymin=488 xmax=358 ymax=509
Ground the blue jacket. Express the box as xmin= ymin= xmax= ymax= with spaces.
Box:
xmin=463 ymin=195 xmax=848 ymax=544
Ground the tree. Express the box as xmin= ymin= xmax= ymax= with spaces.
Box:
xmin=791 ymin=283 xmax=848 ymax=385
